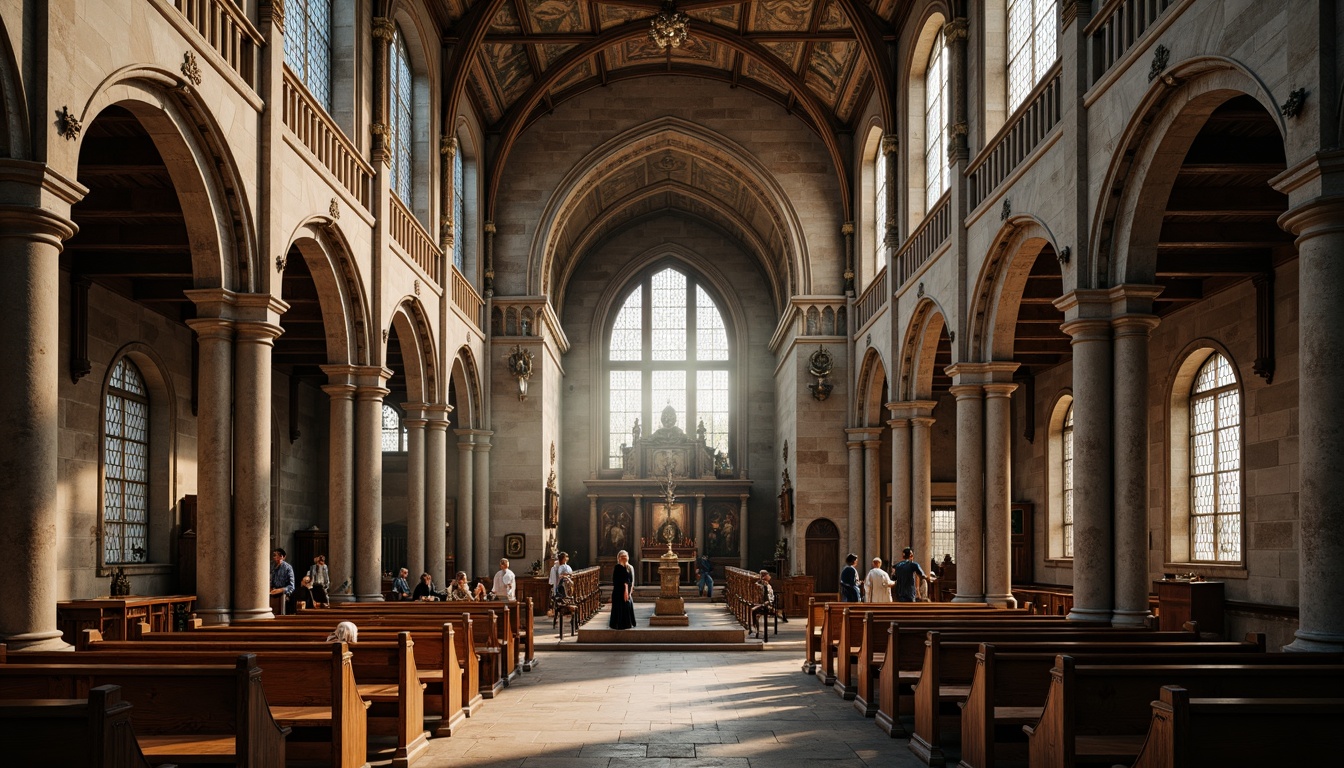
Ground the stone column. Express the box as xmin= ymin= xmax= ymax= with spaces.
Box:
xmin=695 ymin=494 xmax=706 ymax=557
xmin=1110 ymin=288 xmax=1162 ymax=625
xmin=354 ymin=370 xmax=391 ymax=600
xmin=948 ymin=381 xmax=985 ymax=602
xmin=1057 ymin=292 xmax=1115 ymax=621
xmin=320 ymin=366 xmax=357 ymax=602
xmin=0 ymin=200 xmax=77 ymax=650
xmin=888 ymin=410 xmax=912 ymax=555
xmin=187 ymin=312 xmax=235 ymax=624
xmin=425 ymin=405 xmax=450 ymax=587
xmin=738 ymin=494 xmax=750 ymax=569
xmin=1276 ymin=186 xmax=1344 ymax=652
xmin=910 ymin=413 xmax=936 ymax=570
xmin=983 ymin=380 xmax=1018 ymax=608
xmin=403 ymin=404 xmax=428 ymax=576
xmin=845 ymin=430 xmax=866 ymax=558
xmin=473 ymin=432 xmax=492 ymax=576
xmin=588 ymin=495 xmax=599 ymax=566
xmin=455 ymin=430 xmax=475 ymax=580
xmin=864 ymin=436 xmax=883 ymax=560
xmin=231 ymin=309 xmax=286 ymax=621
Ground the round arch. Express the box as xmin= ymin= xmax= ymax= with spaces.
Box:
xmin=386 ymin=298 xmax=440 ymax=404
xmin=903 ymin=6 xmax=951 ymax=230
xmin=0 ymin=13 xmax=29 ymax=159
xmin=448 ymin=346 xmax=484 ymax=431
xmin=386 ymin=2 xmax=441 ymax=223
xmin=967 ymin=215 xmax=1059 ymax=362
xmin=898 ymin=298 xmax=950 ymax=401
xmin=283 ymin=217 xmax=374 ymax=368
xmin=855 ymin=347 xmax=889 ymax=427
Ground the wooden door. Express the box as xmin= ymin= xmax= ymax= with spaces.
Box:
xmin=805 ymin=518 xmax=840 ymax=593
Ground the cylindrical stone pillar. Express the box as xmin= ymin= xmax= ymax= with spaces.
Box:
xmin=187 ymin=317 xmax=235 ymax=624
xmin=1061 ymin=315 xmax=1114 ymax=621
xmin=633 ymin=495 xmax=643 ymax=582
xmin=425 ymin=406 xmax=449 ymax=587
xmin=355 ymin=378 xmax=389 ymax=600
xmin=0 ymin=207 xmax=76 ymax=650
xmin=232 ymin=319 xmax=283 ymax=620
xmin=846 ymin=431 xmax=865 ymax=559
xmin=1281 ymin=197 xmax=1344 ymax=652
xmin=864 ymin=438 xmax=883 ymax=562
xmin=404 ymin=406 xmax=428 ymax=577
xmin=473 ymin=434 xmax=492 ymax=577
xmin=321 ymin=376 xmax=356 ymax=602
xmin=738 ymin=494 xmax=750 ymax=569
xmin=1112 ymin=308 xmax=1160 ymax=625
xmin=455 ymin=430 xmax=475 ymax=580
xmin=950 ymin=384 xmax=985 ymax=603
xmin=911 ymin=416 xmax=936 ymax=572
xmin=588 ymin=495 xmax=599 ymax=568
xmin=983 ymin=382 xmax=1017 ymax=608
xmin=889 ymin=415 xmax=912 ymax=555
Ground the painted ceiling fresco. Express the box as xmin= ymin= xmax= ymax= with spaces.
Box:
xmin=437 ymin=1 xmax=898 ymax=130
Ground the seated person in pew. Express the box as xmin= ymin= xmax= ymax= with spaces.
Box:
xmin=270 ymin=547 xmax=296 ymax=614
xmin=293 ymin=574 xmax=316 ymax=610
xmin=413 ymin=572 xmax=445 ymax=601
xmin=447 ymin=572 xmax=487 ymax=601
xmin=326 ymin=621 xmax=358 ymax=643
xmin=392 ymin=567 xmax=412 ymax=601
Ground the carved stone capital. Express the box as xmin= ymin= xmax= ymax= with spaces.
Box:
xmin=441 ymin=135 xmax=458 ymax=157
xmin=880 ymin=134 xmax=899 ymax=155
xmin=943 ymin=17 xmax=968 ymax=43
xmin=372 ymin=17 xmax=397 ymax=42
xmin=260 ymin=0 xmax=285 ymax=32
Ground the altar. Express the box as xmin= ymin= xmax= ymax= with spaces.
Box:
xmin=585 ymin=405 xmax=752 ymax=584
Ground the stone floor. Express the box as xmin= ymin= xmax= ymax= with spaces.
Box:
xmin=395 ymin=602 xmax=930 ymax=767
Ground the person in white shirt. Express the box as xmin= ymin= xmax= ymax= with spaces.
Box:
xmin=491 ymin=558 xmax=517 ymax=601
xmin=547 ymin=551 xmax=573 ymax=597
xmin=864 ymin=557 xmax=894 ymax=602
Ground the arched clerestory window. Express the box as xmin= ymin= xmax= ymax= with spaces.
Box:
xmin=104 ymin=358 xmax=150 ymax=564
xmin=606 ymin=266 xmax=731 ymax=468
xmin=1187 ymin=353 xmax=1241 ymax=562
xmin=923 ymin=27 xmax=949 ymax=212
xmin=388 ymin=25 xmax=414 ymax=204
xmin=1006 ymin=0 xmax=1057 ymax=112
xmin=284 ymin=0 xmax=333 ymax=109
xmin=453 ymin=139 xmax=465 ymax=272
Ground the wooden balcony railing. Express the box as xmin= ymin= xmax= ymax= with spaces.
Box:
xmin=853 ymin=266 xmax=888 ymax=335
xmin=450 ymin=265 xmax=483 ymax=330
xmin=168 ymin=0 xmax=261 ymax=88
xmin=968 ymin=62 xmax=1062 ymax=210
xmin=1087 ymin=0 xmax=1178 ymax=85
xmin=895 ymin=193 xmax=951 ymax=288
xmin=282 ymin=68 xmax=372 ymax=209
xmin=389 ymin=194 xmax=442 ymax=282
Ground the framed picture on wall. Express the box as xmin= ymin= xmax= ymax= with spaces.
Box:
xmin=505 ymin=533 xmax=525 ymax=559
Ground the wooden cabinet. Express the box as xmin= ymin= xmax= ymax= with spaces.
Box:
xmin=780 ymin=575 xmax=815 ymax=618
xmin=57 ymin=595 xmax=196 ymax=646
xmin=1011 ymin=503 xmax=1033 ymax=585
xmin=1154 ymin=579 xmax=1225 ymax=638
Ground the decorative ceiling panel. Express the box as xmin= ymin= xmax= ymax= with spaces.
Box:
xmin=805 ymin=41 xmax=857 ymax=110
xmin=687 ymin=5 xmax=741 ymax=31
xmin=551 ymin=57 xmax=594 ymax=92
xmin=743 ymin=56 xmax=791 ymax=93
xmin=759 ymin=41 xmax=803 ymax=72
xmin=818 ymin=1 xmax=850 ymax=31
xmin=837 ymin=65 xmax=870 ymax=124
xmin=523 ymin=0 xmax=590 ymax=33
xmin=750 ymin=0 xmax=818 ymax=32
xmin=486 ymin=2 xmax=524 ymax=33
xmin=479 ymin=44 xmax=536 ymax=108
xmin=538 ymin=43 xmax=579 ymax=70
xmin=597 ymin=4 xmax=646 ymax=30
xmin=467 ymin=59 xmax=504 ymax=124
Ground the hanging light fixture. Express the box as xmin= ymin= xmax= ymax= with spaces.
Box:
xmin=649 ymin=1 xmax=690 ymax=49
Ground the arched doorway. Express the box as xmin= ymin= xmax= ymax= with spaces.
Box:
xmin=806 ymin=518 xmax=841 ymax=593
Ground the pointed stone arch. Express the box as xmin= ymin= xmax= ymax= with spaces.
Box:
xmin=967 ymin=215 xmax=1059 ymax=362
xmin=448 ymin=346 xmax=484 ymax=431
xmin=0 ymin=14 xmax=28 ymax=159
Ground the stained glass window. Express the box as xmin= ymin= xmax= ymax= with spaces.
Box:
xmin=1007 ymin=0 xmax=1057 ymax=112
xmin=1189 ymin=353 xmax=1241 ymax=562
xmin=105 ymin=358 xmax=149 ymax=564
xmin=389 ymin=27 xmax=413 ymax=204
xmin=453 ymin=144 xmax=465 ymax=272
xmin=382 ymin=403 xmax=408 ymax=452
xmin=874 ymin=146 xmax=888 ymax=270
xmin=924 ymin=29 xmax=949 ymax=211
xmin=931 ymin=506 xmax=957 ymax=564
xmin=284 ymin=0 xmax=333 ymax=109
xmin=1062 ymin=403 xmax=1074 ymax=558
xmin=606 ymin=266 xmax=732 ymax=467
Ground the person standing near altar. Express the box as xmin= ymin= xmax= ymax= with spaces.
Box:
xmin=864 ymin=557 xmax=894 ymax=602
xmin=609 ymin=550 xmax=637 ymax=629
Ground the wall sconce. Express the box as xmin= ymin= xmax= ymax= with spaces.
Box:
xmin=807 ymin=345 xmax=834 ymax=401
xmin=506 ymin=345 xmax=534 ymax=400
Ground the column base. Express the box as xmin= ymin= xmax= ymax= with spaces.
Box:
xmin=0 ymin=629 xmax=71 ymax=652
xmin=357 ymin=593 xmax=387 ymax=602
xmin=1110 ymin=609 xmax=1151 ymax=627
xmin=232 ymin=607 xmax=276 ymax=622
xmin=984 ymin=593 xmax=1015 ymax=608
xmin=1284 ymin=629 xmax=1344 ymax=653
xmin=1066 ymin=606 xmax=1113 ymax=622
xmin=952 ymin=594 xmax=985 ymax=603
xmin=328 ymin=593 xmax=357 ymax=604
xmin=195 ymin=608 xmax=232 ymax=626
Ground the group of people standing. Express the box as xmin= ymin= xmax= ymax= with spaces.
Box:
xmin=389 ymin=558 xmax=519 ymax=602
xmin=268 ymin=548 xmax=331 ymax=613
xmin=839 ymin=547 xmax=936 ymax=603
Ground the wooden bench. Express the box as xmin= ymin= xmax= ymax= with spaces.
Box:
xmin=331 ymin=599 xmax=535 ymax=674
xmin=1024 ymin=655 xmax=1344 ymax=767
xmin=0 ymin=684 xmax=165 ymax=768
xmin=69 ymin=634 xmax=426 ymax=768
xmin=827 ymin=604 xmax=1010 ymax=694
xmin=1125 ymin=686 xmax=1344 ymax=768
xmin=0 ymin=653 xmax=287 ymax=767
xmin=959 ymin=645 xmax=1344 ymax=768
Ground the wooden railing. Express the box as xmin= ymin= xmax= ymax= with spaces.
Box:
xmin=853 ymin=266 xmax=888 ymax=334
xmin=894 ymin=193 xmax=951 ymax=288
xmin=450 ymin=265 xmax=483 ymax=329
xmin=1086 ymin=0 xmax=1177 ymax=85
xmin=389 ymin=194 xmax=442 ymax=282
xmin=169 ymin=0 xmax=261 ymax=88
xmin=967 ymin=62 xmax=1063 ymax=210
xmin=282 ymin=68 xmax=372 ymax=209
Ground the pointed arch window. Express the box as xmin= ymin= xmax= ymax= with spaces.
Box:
xmin=104 ymin=358 xmax=149 ymax=564
xmin=924 ymin=28 xmax=949 ymax=211
xmin=382 ymin=403 xmax=408 ymax=452
xmin=284 ymin=0 xmax=333 ymax=109
xmin=1062 ymin=403 xmax=1074 ymax=557
xmin=874 ymin=145 xmax=888 ymax=269
xmin=453 ymin=142 xmax=466 ymax=272
xmin=1007 ymin=0 xmax=1057 ymax=112
xmin=1189 ymin=353 xmax=1241 ymax=562
xmin=606 ymin=266 xmax=731 ymax=468
xmin=389 ymin=26 xmax=414 ymax=203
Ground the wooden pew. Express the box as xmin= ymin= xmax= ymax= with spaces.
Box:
xmin=827 ymin=604 xmax=1008 ymax=694
xmin=329 ymin=601 xmax=526 ymax=683
xmin=871 ymin=622 xmax=1180 ymax=738
xmin=0 ymin=684 xmax=164 ymax=768
xmin=1024 ymin=655 xmax=1344 ymax=767
xmin=1125 ymin=686 xmax=1344 ymax=768
xmin=959 ymin=645 xmax=1344 ymax=768
xmin=66 ymin=634 xmax=427 ymax=768
xmin=0 ymin=653 xmax=287 ymax=767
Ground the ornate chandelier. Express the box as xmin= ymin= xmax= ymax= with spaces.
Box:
xmin=649 ymin=1 xmax=690 ymax=49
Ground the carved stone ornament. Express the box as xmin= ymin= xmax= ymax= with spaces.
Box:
xmin=441 ymin=135 xmax=457 ymax=156
xmin=414 ymin=279 xmax=421 ymax=296
xmin=782 ymin=440 xmax=789 ymax=463
xmin=56 ymin=106 xmax=82 ymax=140
xmin=1057 ymin=245 xmax=1072 ymax=265
xmin=181 ymin=50 xmax=203 ymax=86
xmin=808 ymin=346 xmax=834 ymax=378
xmin=1000 ymin=199 xmax=1012 ymax=221
xmin=1147 ymin=44 xmax=1171 ymax=83
xmin=329 ymin=198 xmax=340 ymax=220
xmin=260 ymin=0 xmax=286 ymax=31
xmin=1279 ymin=88 xmax=1308 ymax=119
xmin=917 ymin=282 xmax=925 ymax=298
xmin=370 ymin=122 xmax=389 ymax=137
xmin=506 ymin=345 xmax=534 ymax=400
xmin=275 ymin=253 xmax=288 ymax=273
xmin=382 ymin=329 xmax=389 ymax=343
xmin=943 ymin=17 xmax=968 ymax=42
xmin=948 ymin=329 xmax=956 ymax=343
xmin=550 ymin=440 xmax=557 ymax=465
xmin=371 ymin=17 xmax=396 ymax=42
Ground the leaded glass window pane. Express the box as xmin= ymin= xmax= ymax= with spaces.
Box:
xmin=382 ymin=403 xmax=407 ymax=452
xmin=610 ymin=290 xmax=643 ymax=361
xmin=1007 ymin=0 xmax=1057 ymax=113
xmin=284 ymin=0 xmax=333 ymax=110
xmin=104 ymin=358 xmax=149 ymax=564
xmin=609 ymin=370 xmax=642 ymax=466
xmin=1062 ymin=403 xmax=1074 ymax=558
xmin=1188 ymin=353 xmax=1241 ymax=562
xmin=697 ymin=369 xmax=730 ymax=456
xmin=924 ymin=29 xmax=948 ymax=211
xmin=931 ymin=506 xmax=956 ymax=564
xmin=874 ymin=148 xmax=888 ymax=269
xmin=651 ymin=370 xmax=687 ymax=430
xmin=651 ymin=269 xmax=687 ymax=361
xmin=389 ymin=28 xmax=414 ymax=204
xmin=695 ymin=286 xmax=728 ymax=361
xmin=453 ymin=147 xmax=465 ymax=272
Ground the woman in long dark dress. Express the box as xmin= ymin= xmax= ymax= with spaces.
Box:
xmin=609 ymin=550 xmax=637 ymax=629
